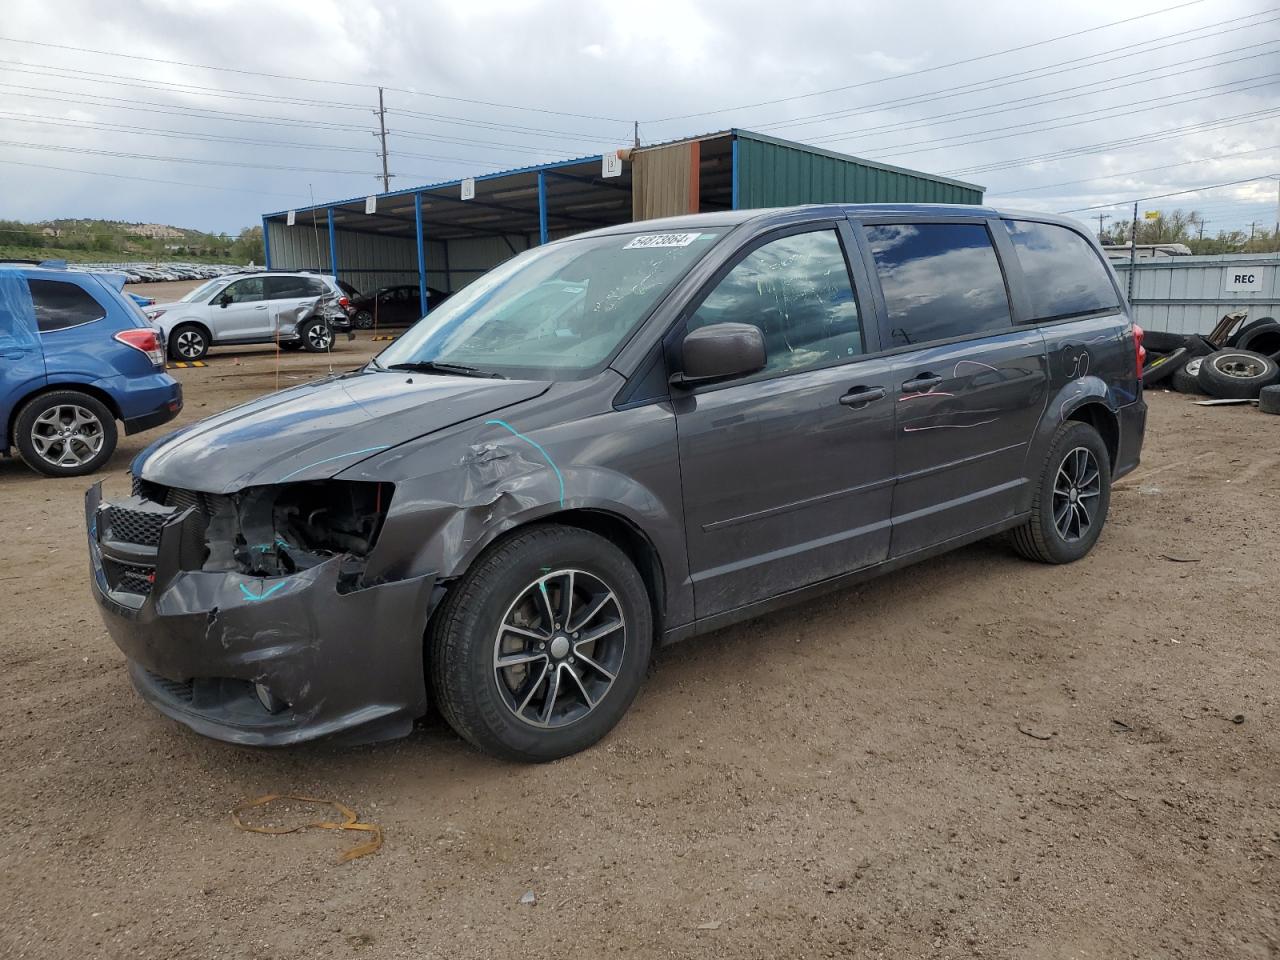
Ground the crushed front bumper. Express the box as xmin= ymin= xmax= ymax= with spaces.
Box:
xmin=85 ymin=482 xmax=437 ymax=746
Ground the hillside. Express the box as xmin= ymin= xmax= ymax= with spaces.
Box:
xmin=0 ymin=218 xmax=262 ymax=264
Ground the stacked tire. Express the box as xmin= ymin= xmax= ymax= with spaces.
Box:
xmin=1142 ymin=319 xmax=1280 ymax=412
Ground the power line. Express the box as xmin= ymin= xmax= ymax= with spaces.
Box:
xmin=0 ymin=138 xmax=380 ymax=176
xmin=752 ymin=11 xmax=1278 ymax=133
xmin=799 ymin=41 xmax=1278 ymax=144
xmin=0 ymin=111 xmax=380 ymax=155
xmin=944 ymin=108 xmax=1280 ymax=176
xmin=647 ymin=0 xmax=1211 ymax=122
xmin=847 ymin=75 xmax=1280 ymax=159
xmin=1058 ymin=175 xmax=1280 ymax=213
xmin=988 ymin=144 xmax=1280 ymax=195
xmin=0 ymin=157 xmax=309 ymax=199
xmin=0 ymin=33 xmax=631 ymax=123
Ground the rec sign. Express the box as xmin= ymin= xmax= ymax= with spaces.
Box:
xmin=1223 ymin=270 xmax=1265 ymax=293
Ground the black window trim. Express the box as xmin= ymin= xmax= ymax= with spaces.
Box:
xmin=27 ymin=277 xmax=107 ymax=334
xmin=997 ymin=216 xmax=1125 ymax=325
xmin=661 ymin=219 xmax=882 ymax=397
xmin=851 ymin=216 xmax=1019 ymax=352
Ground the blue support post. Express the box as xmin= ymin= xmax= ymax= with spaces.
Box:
xmin=537 ymin=171 xmax=548 ymax=245
xmin=731 ymin=137 xmax=740 ymax=210
xmin=326 ymin=208 xmax=338 ymax=278
xmin=414 ymin=192 xmax=428 ymax=317
xmin=260 ymin=216 xmax=272 ymax=268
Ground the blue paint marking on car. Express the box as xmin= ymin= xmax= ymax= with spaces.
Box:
xmin=0 ymin=261 xmax=182 ymax=477
xmin=275 ymin=445 xmax=392 ymax=483
xmin=485 ymin=418 xmax=565 ymax=507
xmin=239 ymin=582 xmax=288 ymax=602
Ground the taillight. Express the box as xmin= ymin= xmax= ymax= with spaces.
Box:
xmin=1133 ymin=324 xmax=1146 ymax=379
xmin=115 ymin=328 xmax=165 ymax=368
xmin=339 ymin=296 xmax=350 ymax=308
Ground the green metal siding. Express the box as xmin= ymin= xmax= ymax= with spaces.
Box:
xmin=735 ymin=134 xmax=983 ymax=208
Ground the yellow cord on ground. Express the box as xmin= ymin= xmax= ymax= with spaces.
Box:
xmin=231 ymin=794 xmax=383 ymax=863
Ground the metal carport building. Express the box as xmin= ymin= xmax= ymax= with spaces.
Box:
xmin=261 ymin=129 xmax=984 ymax=315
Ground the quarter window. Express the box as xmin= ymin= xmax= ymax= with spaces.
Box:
xmin=1004 ymin=220 xmax=1120 ymax=320
xmin=688 ymin=229 xmax=863 ymax=375
xmin=866 ymin=223 xmax=1012 ymax=348
xmin=28 ymin=279 xmax=107 ymax=332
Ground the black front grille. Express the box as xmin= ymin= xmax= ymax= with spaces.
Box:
xmin=102 ymin=556 xmax=155 ymax=596
xmin=103 ymin=504 xmax=167 ymax=547
xmin=132 ymin=475 xmax=225 ymax=518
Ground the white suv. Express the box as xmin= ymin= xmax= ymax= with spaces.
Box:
xmin=148 ymin=272 xmax=353 ymax=361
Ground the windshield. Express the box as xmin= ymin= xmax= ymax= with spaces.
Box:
xmin=376 ymin=229 xmax=723 ymax=378
xmin=181 ymin=278 xmax=229 ymax=303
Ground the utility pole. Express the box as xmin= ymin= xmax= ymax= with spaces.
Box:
xmin=1096 ymin=212 xmax=1110 ymax=240
xmin=1127 ymin=201 xmax=1138 ymax=302
xmin=633 ymin=120 xmax=640 ymax=149
xmin=1249 ymin=221 xmax=1257 ymax=242
xmin=377 ymin=87 xmax=391 ymax=194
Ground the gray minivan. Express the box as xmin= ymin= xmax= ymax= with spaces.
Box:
xmin=86 ymin=204 xmax=1146 ymax=761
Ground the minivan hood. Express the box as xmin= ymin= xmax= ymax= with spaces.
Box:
xmin=135 ymin=369 xmax=550 ymax=493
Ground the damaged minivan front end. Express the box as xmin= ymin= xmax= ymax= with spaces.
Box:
xmin=86 ymin=473 xmax=436 ymax=744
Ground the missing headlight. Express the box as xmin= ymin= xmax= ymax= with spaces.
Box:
xmin=198 ymin=481 xmax=393 ymax=589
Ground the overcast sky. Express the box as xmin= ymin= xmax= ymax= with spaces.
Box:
xmin=2 ymin=0 xmax=1277 ymax=237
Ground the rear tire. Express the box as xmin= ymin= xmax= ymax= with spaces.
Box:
xmin=353 ymin=310 xmax=374 ymax=330
xmin=428 ymin=525 xmax=653 ymax=762
xmin=299 ymin=318 xmax=333 ymax=353
xmin=14 ymin=390 xmax=118 ymax=477
xmin=1009 ymin=420 xmax=1112 ymax=564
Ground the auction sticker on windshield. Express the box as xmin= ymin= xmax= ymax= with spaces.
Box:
xmin=623 ymin=233 xmax=702 ymax=249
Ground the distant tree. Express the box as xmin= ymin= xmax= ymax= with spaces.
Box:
xmin=231 ymin=226 xmax=264 ymax=264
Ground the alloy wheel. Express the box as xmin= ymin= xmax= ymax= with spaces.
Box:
xmin=1052 ymin=446 xmax=1101 ymax=542
xmin=492 ymin=569 xmax=626 ymax=729
xmin=30 ymin=404 xmax=105 ymax=468
xmin=175 ymin=330 xmax=204 ymax=358
xmin=307 ymin=323 xmax=333 ymax=350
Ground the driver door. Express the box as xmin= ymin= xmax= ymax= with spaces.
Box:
xmin=670 ymin=224 xmax=898 ymax=620
xmin=211 ymin=277 xmax=269 ymax=341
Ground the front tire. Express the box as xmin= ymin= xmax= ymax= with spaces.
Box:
xmin=1009 ymin=420 xmax=1112 ymax=564
xmin=15 ymin=390 xmax=118 ymax=477
xmin=429 ymin=525 xmax=653 ymax=762
xmin=169 ymin=323 xmax=209 ymax=361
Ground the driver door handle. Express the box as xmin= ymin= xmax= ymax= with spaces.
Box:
xmin=902 ymin=373 xmax=943 ymax=392
xmin=839 ymin=385 xmax=887 ymax=408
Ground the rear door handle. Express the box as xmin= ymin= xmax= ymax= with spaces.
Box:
xmin=254 ymin=304 xmax=268 ymax=310
xmin=838 ymin=385 xmax=887 ymax=408
xmin=902 ymin=373 xmax=943 ymax=392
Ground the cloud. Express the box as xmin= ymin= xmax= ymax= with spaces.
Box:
xmin=0 ymin=0 xmax=1274 ymax=235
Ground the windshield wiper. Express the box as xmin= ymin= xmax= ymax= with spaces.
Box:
xmin=384 ymin=360 xmax=505 ymax=379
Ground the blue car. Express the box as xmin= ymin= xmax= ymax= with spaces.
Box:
xmin=1 ymin=261 xmax=183 ymax=477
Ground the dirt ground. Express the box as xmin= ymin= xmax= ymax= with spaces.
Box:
xmin=1 ymin=319 xmax=1277 ymax=959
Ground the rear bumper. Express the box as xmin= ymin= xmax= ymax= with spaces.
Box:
xmin=85 ymin=482 xmax=437 ymax=746
xmin=1113 ymin=398 xmax=1147 ymax=479
xmin=123 ymin=383 xmax=182 ymax=436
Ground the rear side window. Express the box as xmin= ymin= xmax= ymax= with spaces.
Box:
xmin=265 ymin=276 xmax=325 ymax=299
xmin=866 ymin=223 xmax=1012 ymax=348
xmin=689 ymin=229 xmax=864 ymax=375
xmin=1004 ymin=220 xmax=1120 ymax=321
xmin=28 ymin=279 xmax=107 ymax=332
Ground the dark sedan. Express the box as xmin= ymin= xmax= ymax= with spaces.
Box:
xmin=349 ymin=284 xmax=450 ymax=329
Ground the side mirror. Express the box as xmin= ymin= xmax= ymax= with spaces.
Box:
xmin=218 ymin=293 xmax=232 ymax=308
xmin=672 ymin=322 xmax=766 ymax=387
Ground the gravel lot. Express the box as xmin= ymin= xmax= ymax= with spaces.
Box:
xmin=2 ymin=325 xmax=1277 ymax=959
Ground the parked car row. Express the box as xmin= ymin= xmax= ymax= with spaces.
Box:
xmin=1141 ymin=312 xmax=1280 ymax=406
xmin=70 ymin=262 xmax=264 ymax=284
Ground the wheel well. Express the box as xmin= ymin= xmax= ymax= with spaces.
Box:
xmin=7 ymin=382 xmax=122 ymax=448
xmin=544 ymin=509 xmax=666 ymax=627
xmin=1066 ymin=402 xmax=1118 ymax=472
